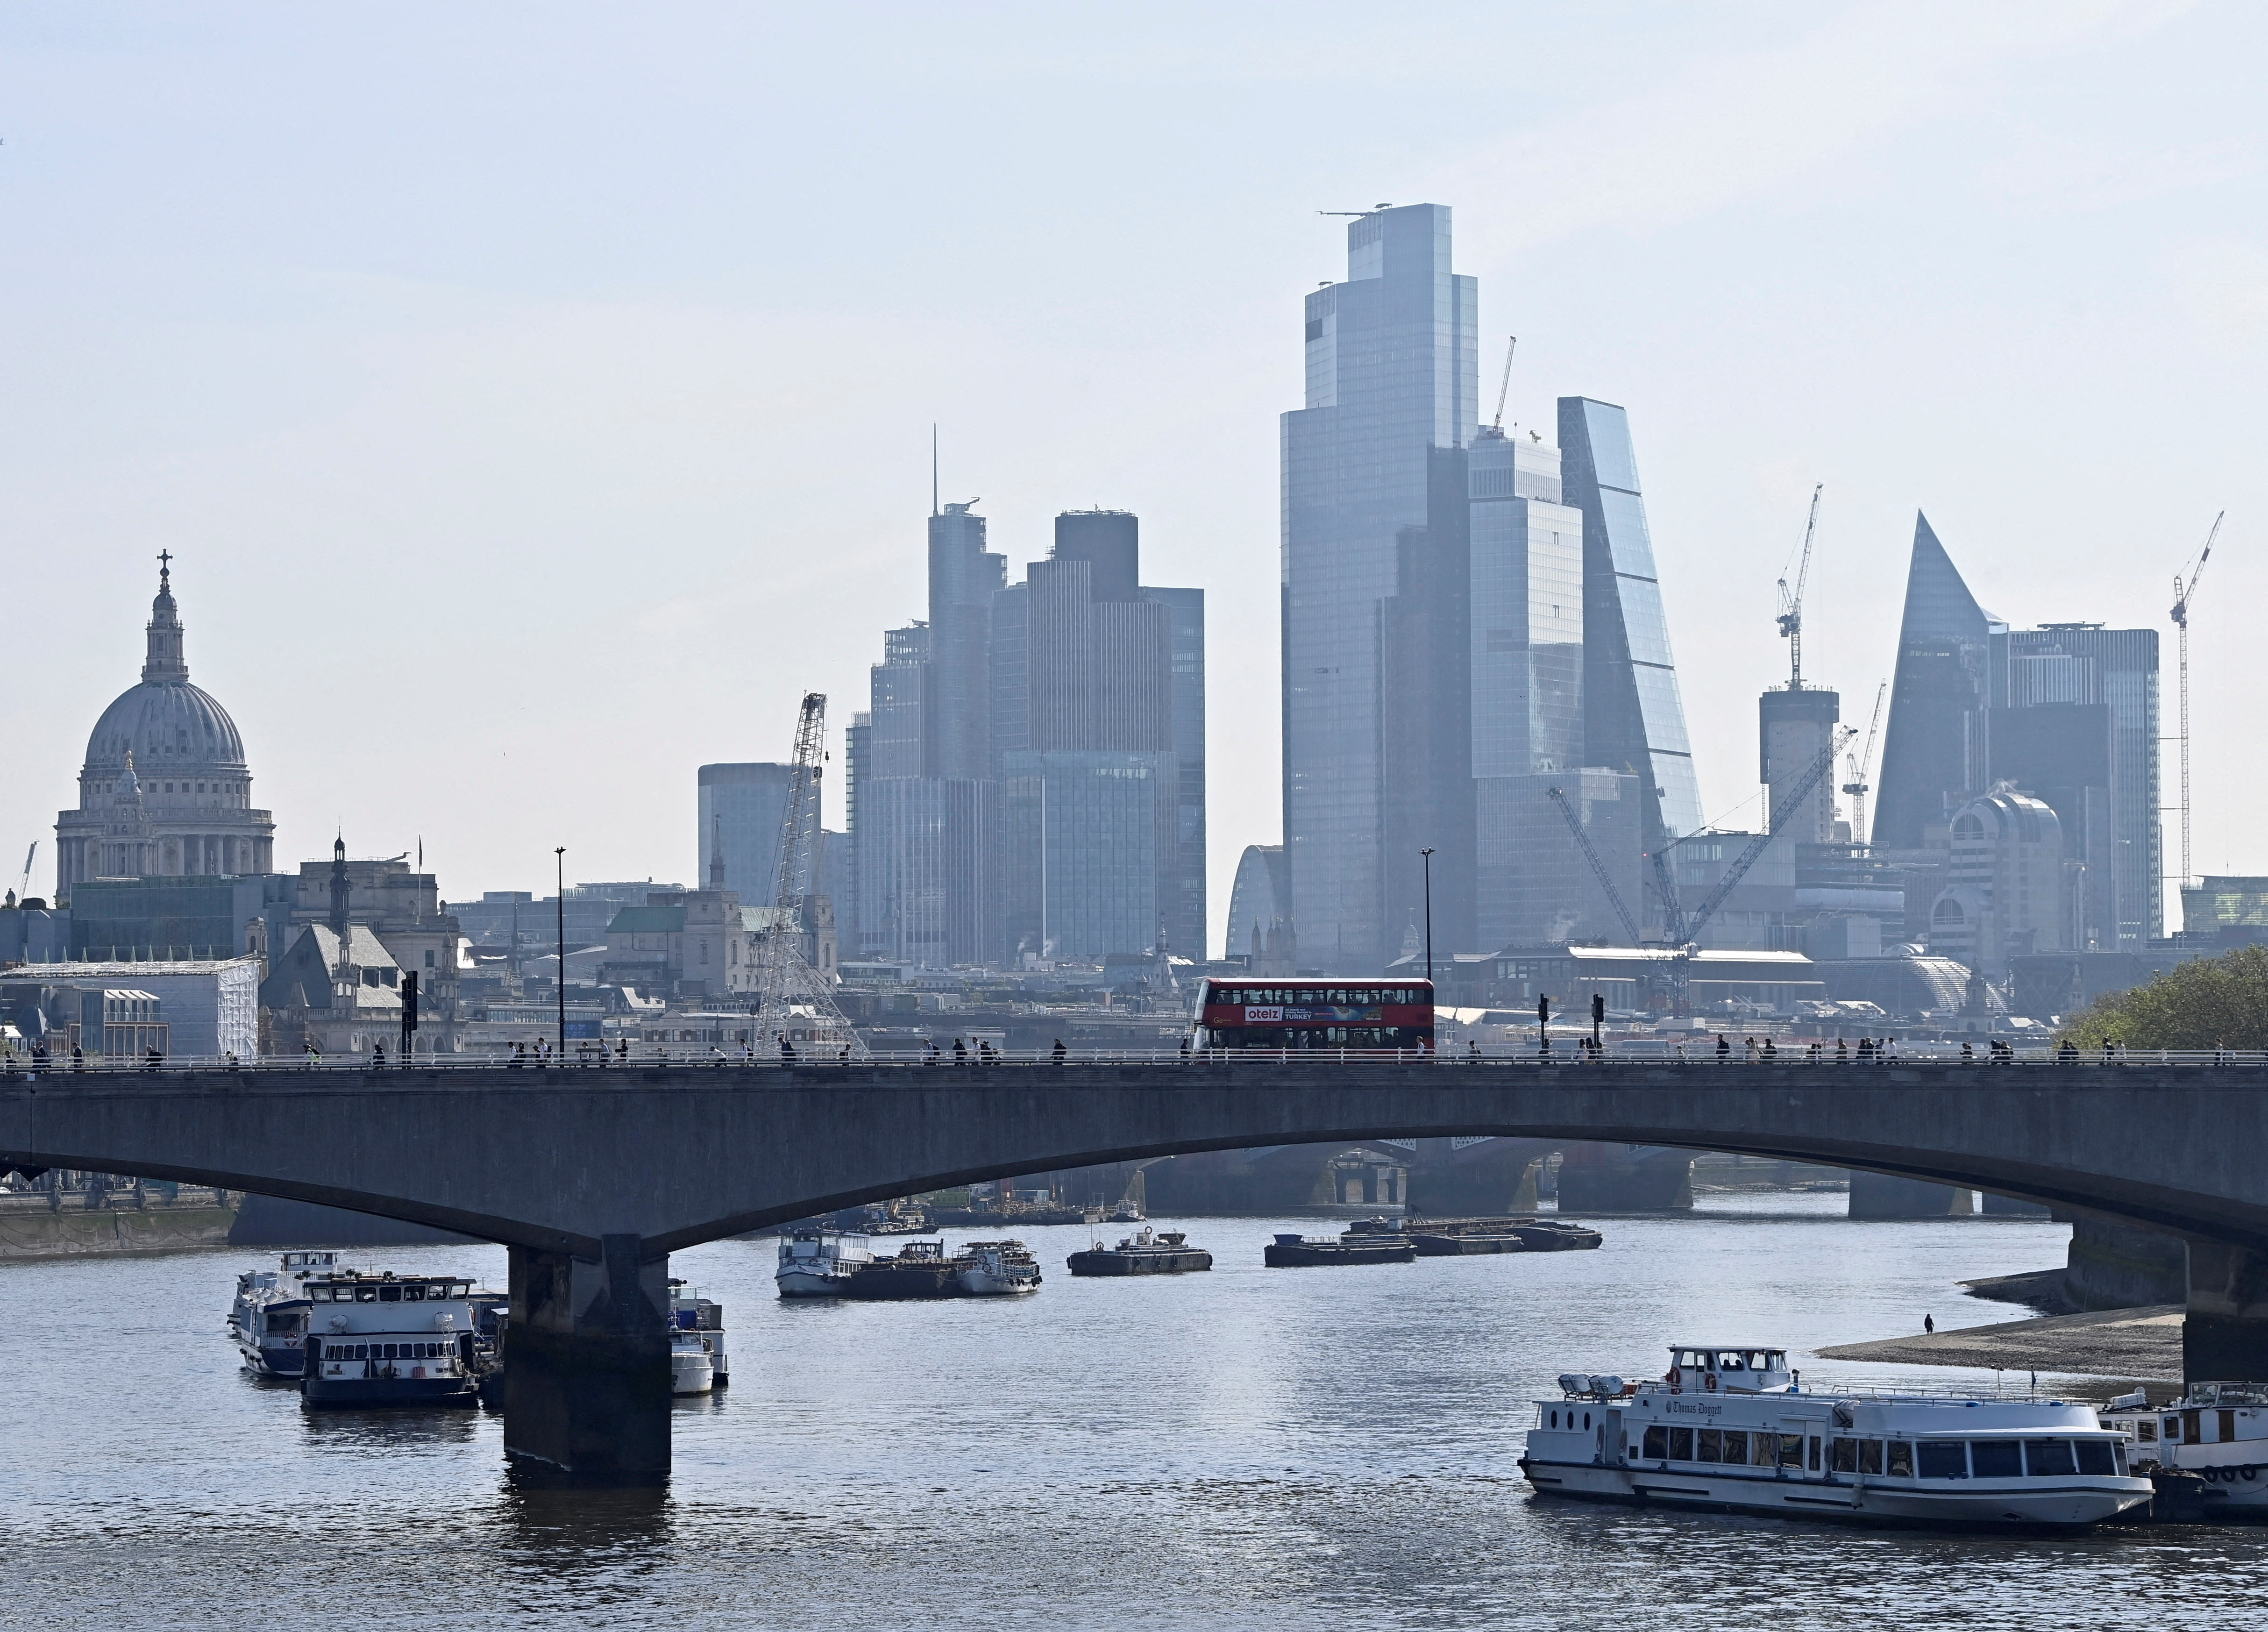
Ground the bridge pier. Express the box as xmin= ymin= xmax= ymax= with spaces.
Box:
xmin=503 ymin=1235 xmax=672 ymax=1486
xmin=2185 ymin=1240 xmax=2268 ymax=1385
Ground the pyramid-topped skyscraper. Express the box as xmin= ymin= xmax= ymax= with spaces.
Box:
xmin=1873 ymin=514 xmax=1996 ymax=850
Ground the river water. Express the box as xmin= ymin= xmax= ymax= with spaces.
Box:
xmin=7 ymin=1192 xmax=2264 ymax=1629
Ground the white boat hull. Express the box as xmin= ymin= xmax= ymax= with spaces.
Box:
xmin=777 ymin=1267 xmax=860 ymax=1297
xmin=1522 ymin=1458 xmax=2152 ymax=1528
xmin=955 ymin=1267 xmax=1040 ymax=1297
xmin=671 ymin=1348 xmax=714 ymax=1396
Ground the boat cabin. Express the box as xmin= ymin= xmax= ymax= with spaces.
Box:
xmin=1664 ymin=1344 xmax=1794 ymax=1393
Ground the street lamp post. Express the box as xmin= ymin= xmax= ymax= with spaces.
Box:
xmin=555 ymin=847 xmax=566 ymax=1062
xmin=1420 ymin=848 xmax=1435 ymax=984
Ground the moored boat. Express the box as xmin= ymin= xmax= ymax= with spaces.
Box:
xmin=1264 ymin=1232 xmax=1415 ymax=1268
xmin=841 ymin=1239 xmax=960 ymax=1300
xmin=669 ymin=1279 xmax=727 ymax=1389
xmin=1514 ymin=1219 xmax=1603 ymax=1251
xmin=777 ymin=1228 xmax=875 ymax=1298
xmin=300 ymin=1269 xmax=481 ymax=1409
xmin=1520 ymin=1341 xmax=2151 ymax=1528
xmin=953 ymin=1239 xmax=1043 ymax=1296
xmin=227 ymin=1250 xmax=342 ymax=1377
xmin=2104 ymin=1382 xmax=2268 ymax=1515
xmin=1068 ymin=1226 xmax=1213 ymax=1276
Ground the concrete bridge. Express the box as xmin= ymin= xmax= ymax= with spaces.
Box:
xmin=7 ymin=1057 xmax=2266 ymax=1484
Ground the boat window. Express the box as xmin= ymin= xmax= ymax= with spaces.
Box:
xmin=2221 ymin=1410 xmax=2239 ymax=1443
xmin=1582 ymin=1412 xmax=1591 ymax=1430
xmin=1969 ymin=1440 xmax=2022 ymax=1478
xmin=1668 ymin=1427 xmax=1694 ymax=1460
xmin=353 ymin=1344 xmax=369 ymax=1360
xmin=1806 ymin=1437 xmax=1821 ymax=1472
xmin=2075 ymin=1440 xmax=2117 ymax=1476
xmin=1697 ymin=1429 xmax=1723 ymax=1463
xmin=1857 ymin=1440 xmax=1883 ymax=1474
xmin=2024 ymin=1439 xmax=2077 ymax=1476
xmin=2163 ymin=1417 xmax=2184 ymax=1442
xmin=1548 ymin=1410 xmax=1558 ymax=1428
xmin=1916 ymin=1441 xmax=1966 ymax=1479
xmin=1677 ymin=1350 xmax=1700 ymax=1368
xmin=1643 ymin=1426 xmax=1669 ymax=1459
xmin=2183 ymin=1411 xmax=2202 ymax=1443
xmin=1887 ymin=1441 xmax=1914 ymax=1478
xmin=1829 ymin=1438 xmax=1856 ymax=1473
xmin=355 ymin=1286 xmax=377 ymax=1303
xmin=1768 ymin=1352 xmax=1787 ymax=1371
xmin=1777 ymin=1434 xmax=1804 ymax=1468
xmin=404 ymin=1284 xmax=426 ymax=1301
xmin=378 ymin=1285 xmax=402 ymax=1304
xmin=1747 ymin=1352 xmax=1771 ymax=1371
xmin=1720 ymin=1431 xmax=1749 ymax=1466
xmin=2135 ymin=1419 xmax=2157 ymax=1442
xmin=1716 ymin=1352 xmax=1747 ymax=1370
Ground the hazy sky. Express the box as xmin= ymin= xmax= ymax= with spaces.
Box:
xmin=6 ymin=2 xmax=2265 ymax=943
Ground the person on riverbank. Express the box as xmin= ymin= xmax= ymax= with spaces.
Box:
xmin=1925 ymin=1313 xmax=1935 ymax=1333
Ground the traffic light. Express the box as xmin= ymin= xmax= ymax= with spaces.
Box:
xmin=1591 ymin=992 xmax=1606 ymax=1026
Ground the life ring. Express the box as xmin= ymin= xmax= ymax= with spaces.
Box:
xmin=1704 ymin=1371 xmax=1719 ymax=1393
xmin=1666 ymin=1367 xmax=1682 ymax=1390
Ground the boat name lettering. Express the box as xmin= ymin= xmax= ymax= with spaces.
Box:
xmin=1665 ymin=1400 xmax=1725 ymax=1418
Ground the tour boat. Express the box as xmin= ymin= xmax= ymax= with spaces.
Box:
xmin=1067 ymin=1226 xmax=1213 ymax=1276
xmin=1520 ymin=1342 xmax=2151 ymax=1529
xmin=668 ymin=1279 xmax=728 ymax=1390
xmin=2104 ymin=1382 xmax=2268 ymax=1511
xmin=776 ymin=1227 xmax=875 ymax=1297
xmin=299 ymin=1269 xmax=480 ymax=1408
xmin=953 ymin=1239 xmax=1043 ymax=1296
xmin=226 ymin=1250 xmax=342 ymax=1378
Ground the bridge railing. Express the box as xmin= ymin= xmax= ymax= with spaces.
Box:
xmin=6 ymin=1044 xmax=2266 ymax=1075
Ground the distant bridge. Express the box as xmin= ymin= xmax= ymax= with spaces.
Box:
xmin=7 ymin=1058 xmax=2264 ymax=1482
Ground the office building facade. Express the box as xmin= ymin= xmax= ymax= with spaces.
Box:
xmin=696 ymin=762 xmax=819 ymax=907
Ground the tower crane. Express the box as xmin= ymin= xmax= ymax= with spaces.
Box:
xmin=12 ymin=841 xmax=35 ymax=903
xmin=1490 ymin=336 xmax=1518 ymax=434
xmin=1841 ymin=681 xmax=1886 ymax=846
xmin=1775 ymin=484 xmax=1823 ymax=689
xmin=1550 ymin=727 xmax=1852 ymax=1017
xmin=748 ymin=692 xmax=864 ymax=1058
xmin=2172 ymin=513 xmax=2221 ymax=891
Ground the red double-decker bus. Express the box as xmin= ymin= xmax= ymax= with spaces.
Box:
xmin=1192 ymin=977 xmax=1435 ymax=1051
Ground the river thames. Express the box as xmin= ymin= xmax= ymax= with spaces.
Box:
xmin=7 ymin=1192 xmax=2263 ymax=1629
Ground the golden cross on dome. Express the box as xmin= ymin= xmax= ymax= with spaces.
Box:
xmin=156 ymin=549 xmax=173 ymax=584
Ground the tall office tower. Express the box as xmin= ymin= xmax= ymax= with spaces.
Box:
xmin=1282 ymin=203 xmax=1478 ymax=972
xmin=1557 ymin=396 xmax=1703 ymax=859
xmin=1148 ymin=584 xmax=1208 ymax=959
xmin=842 ymin=713 xmax=872 ymax=952
xmin=929 ymin=502 xmax=1006 ymax=779
xmin=848 ymin=503 xmax=1005 ymax=967
xmin=1988 ymin=624 xmax=2159 ymax=948
xmin=1874 ymin=514 xmax=1994 ymax=850
xmin=696 ymin=762 xmax=819 ymax=904
xmin=1463 ymin=428 xmax=1605 ymax=949
xmin=995 ymin=511 xmax=1200 ymax=962
xmin=1758 ymin=687 xmax=1842 ymax=845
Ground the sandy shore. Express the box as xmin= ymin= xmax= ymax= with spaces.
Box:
xmin=1816 ymin=1304 xmax=2183 ymax=1386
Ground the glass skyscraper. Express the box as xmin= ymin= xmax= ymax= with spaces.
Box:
xmin=1876 ymin=513 xmax=1995 ymax=851
xmin=1282 ymin=204 xmax=1478 ymax=972
xmin=1557 ymin=397 xmax=1702 ymax=853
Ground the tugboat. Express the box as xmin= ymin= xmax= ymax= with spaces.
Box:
xmin=841 ymin=1239 xmax=960 ymax=1300
xmin=2103 ymin=1382 xmax=2268 ymax=1515
xmin=227 ymin=1250 xmax=342 ymax=1377
xmin=300 ymin=1269 xmax=481 ymax=1408
xmin=776 ymin=1227 xmax=876 ymax=1297
xmin=1521 ymin=1341 xmax=2150 ymax=1528
xmin=668 ymin=1279 xmax=728 ymax=1390
xmin=953 ymin=1239 xmax=1043 ymax=1296
xmin=1068 ymin=1226 xmax=1213 ymax=1276
xmin=1263 ymin=1231 xmax=1416 ymax=1268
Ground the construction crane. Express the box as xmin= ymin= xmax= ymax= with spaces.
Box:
xmin=1490 ymin=336 xmax=1518 ymax=433
xmin=1840 ymin=681 xmax=1886 ymax=846
xmin=12 ymin=841 xmax=35 ymax=903
xmin=1552 ymin=729 xmax=1852 ymax=1017
xmin=1545 ymin=786 xmax=1643 ymax=944
xmin=748 ymin=692 xmax=863 ymax=1058
xmin=1775 ymin=484 xmax=1823 ymax=689
xmin=2172 ymin=512 xmax=2222 ymax=891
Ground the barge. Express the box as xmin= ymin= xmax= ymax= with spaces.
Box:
xmin=1068 ymin=1226 xmax=1213 ymax=1276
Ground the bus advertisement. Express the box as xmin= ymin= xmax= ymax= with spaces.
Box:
xmin=1192 ymin=978 xmax=1434 ymax=1051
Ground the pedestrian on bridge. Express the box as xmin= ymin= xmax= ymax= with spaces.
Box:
xmin=1052 ymin=1038 xmax=1068 ymax=1065
xmin=953 ymin=1037 xmax=967 ymax=1065
xmin=1716 ymin=1034 xmax=1730 ymax=1062
xmin=1835 ymin=1038 xmax=1848 ymax=1063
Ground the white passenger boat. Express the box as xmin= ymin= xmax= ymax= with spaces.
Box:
xmin=668 ymin=1278 xmax=727 ymax=1391
xmin=226 ymin=1250 xmax=342 ymax=1378
xmin=953 ymin=1239 xmax=1042 ymax=1297
xmin=776 ymin=1227 xmax=875 ymax=1297
xmin=1521 ymin=1341 xmax=2151 ymax=1529
xmin=2104 ymin=1382 xmax=2268 ymax=1511
xmin=300 ymin=1269 xmax=480 ymax=1408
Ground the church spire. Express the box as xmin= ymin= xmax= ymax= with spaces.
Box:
xmin=142 ymin=550 xmax=189 ymax=684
